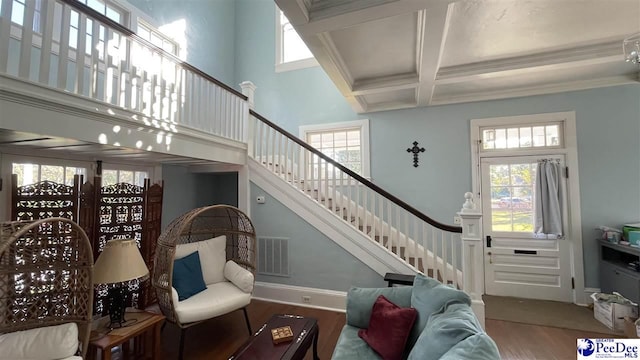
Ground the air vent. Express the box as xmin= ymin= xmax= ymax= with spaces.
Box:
xmin=258 ymin=237 xmax=290 ymax=277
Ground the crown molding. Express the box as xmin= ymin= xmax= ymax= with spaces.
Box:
xmin=436 ymin=40 xmax=625 ymax=81
xmin=430 ymin=75 xmax=638 ymax=106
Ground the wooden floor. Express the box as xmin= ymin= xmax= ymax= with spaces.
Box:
xmin=132 ymin=300 xmax=614 ymax=360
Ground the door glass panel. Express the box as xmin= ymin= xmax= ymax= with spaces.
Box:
xmin=489 ymin=163 xmax=536 ymax=232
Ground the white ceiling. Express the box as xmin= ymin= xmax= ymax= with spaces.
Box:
xmin=0 ymin=129 xmax=219 ymax=167
xmin=277 ymin=0 xmax=640 ymax=113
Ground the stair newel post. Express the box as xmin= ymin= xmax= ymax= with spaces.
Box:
xmin=240 ymin=81 xmax=257 ymax=156
xmin=458 ymin=192 xmax=486 ymax=329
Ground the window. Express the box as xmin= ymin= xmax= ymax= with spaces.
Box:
xmin=488 ymin=162 xmax=536 ymax=232
xmin=300 ymin=120 xmax=370 ymax=178
xmin=76 ymin=0 xmax=125 ymax=24
xmin=481 ymin=122 xmax=563 ymax=151
xmin=102 ymin=169 xmax=148 ymax=186
xmin=275 ymin=8 xmax=318 ymax=72
xmin=137 ymin=20 xmax=179 ymax=56
xmin=12 ymin=163 xmax=87 ymax=187
xmin=9 ymin=0 xmax=42 ymax=33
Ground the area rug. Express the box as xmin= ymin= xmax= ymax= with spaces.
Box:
xmin=484 ymin=295 xmax=619 ymax=335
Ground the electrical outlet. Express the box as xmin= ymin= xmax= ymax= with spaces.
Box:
xmin=302 ymin=295 xmax=311 ymax=303
xmin=453 ymin=216 xmax=461 ymax=225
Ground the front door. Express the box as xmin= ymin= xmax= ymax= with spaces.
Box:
xmin=481 ymin=155 xmax=572 ymax=302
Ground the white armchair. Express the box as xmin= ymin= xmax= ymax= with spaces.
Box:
xmin=152 ymin=205 xmax=256 ymax=360
xmin=170 ymin=236 xmax=254 ymax=325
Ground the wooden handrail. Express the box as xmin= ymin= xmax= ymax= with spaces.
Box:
xmin=250 ymin=110 xmax=462 ymax=233
xmin=58 ymin=0 xmax=247 ymax=101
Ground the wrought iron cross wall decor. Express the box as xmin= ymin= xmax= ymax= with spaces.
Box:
xmin=407 ymin=141 xmax=425 ymax=167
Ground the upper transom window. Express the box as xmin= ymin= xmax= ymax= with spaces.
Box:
xmin=481 ymin=122 xmax=563 ymax=151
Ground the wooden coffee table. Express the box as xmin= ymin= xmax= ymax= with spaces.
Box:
xmin=229 ymin=314 xmax=319 ymax=360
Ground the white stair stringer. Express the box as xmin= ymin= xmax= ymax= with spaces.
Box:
xmin=249 ymin=158 xmax=416 ymax=276
xmin=301 ymin=174 xmax=463 ymax=287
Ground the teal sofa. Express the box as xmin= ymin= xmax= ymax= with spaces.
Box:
xmin=331 ymin=274 xmax=501 ymax=360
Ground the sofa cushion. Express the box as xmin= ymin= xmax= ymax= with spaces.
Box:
xmin=173 ymin=281 xmax=252 ymax=324
xmin=440 ymin=332 xmax=501 ymax=360
xmin=346 ymin=286 xmax=412 ymax=328
xmin=0 ymin=322 xmax=79 ymax=359
xmin=175 ymin=235 xmax=227 ymax=284
xmin=358 ymin=295 xmax=417 ymax=360
xmin=172 ymin=251 xmax=207 ymax=301
xmin=331 ymin=325 xmax=382 ymax=360
xmin=408 ymin=273 xmax=471 ymax=348
xmin=224 ymin=260 xmax=254 ymax=293
xmin=408 ymin=303 xmax=483 ymax=360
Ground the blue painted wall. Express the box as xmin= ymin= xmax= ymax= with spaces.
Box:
xmin=125 ymin=0 xmax=236 ymax=85
xmin=162 ymin=166 xmax=239 ymax=229
xmin=250 ymin=183 xmax=385 ymax=290
xmin=129 ymin=0 xmax=640 ymax=290
xmin=233 ymin=0 xmax=640 ymax=289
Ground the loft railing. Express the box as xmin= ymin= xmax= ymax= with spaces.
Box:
xmin=0 ymin=0 xmax=248 ymax=142
xmin=249 ymin=110 xmax=465 ymax=288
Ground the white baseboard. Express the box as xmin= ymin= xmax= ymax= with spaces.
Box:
xmin=252 ymin=281 xmax=347 ymax=313
xmin=583 ymin=287 xmax=601 ymax=305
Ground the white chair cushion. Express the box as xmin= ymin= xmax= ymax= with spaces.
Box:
xmin=173 ymin=282 xmax=251 ymax=324
xmin=175 ymin=235 xmax=226 ymax=285
xmin=0 ymin=322 xmax=79 ymax=359
xmin=224 ymin=260 xmax=254 ymax=293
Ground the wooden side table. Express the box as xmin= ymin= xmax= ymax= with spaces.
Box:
xmin=88 ymin=311 xmax=165 ymax=360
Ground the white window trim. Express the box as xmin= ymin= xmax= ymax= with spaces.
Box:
xmin=299 ymin=119 xmax=370 ymax=180
xmin=470 ymin=111 xmax=585 ymax=305
xmin=275 ymin=7 xmax=318 ymax=73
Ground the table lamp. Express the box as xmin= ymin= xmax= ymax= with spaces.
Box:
xmin=93 ymin=238 xmax=149 ymax=329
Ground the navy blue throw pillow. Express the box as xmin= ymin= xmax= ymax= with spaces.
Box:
xmin=173 ymin=251 xmax=207 ymax=301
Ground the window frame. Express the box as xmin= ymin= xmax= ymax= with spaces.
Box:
xmin=479 ymin=121 xmax=564 ymax=152
xmin=299 ymin=119 xmax=370 ymax=180
xmin=275 ymin=7 xmax=318 ymax=73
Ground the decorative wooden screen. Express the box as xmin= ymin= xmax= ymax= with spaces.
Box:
xmin=142 ymin=180 xmax=164 ymax=306
xmin=86 ymin=177 xmax=163 ymax=314
xmin=11 ymin=174 xmax=163 ymax=314
xmin=11 ymin=174 xmax=82 ymax=221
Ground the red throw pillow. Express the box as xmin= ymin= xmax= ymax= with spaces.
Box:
xmin=358 ymin=295 xmax=418 ymax=360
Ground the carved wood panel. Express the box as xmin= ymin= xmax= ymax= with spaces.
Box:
xmin=11 ymin=174 xmax=81 ymax=222
xmin=12 ymin=174 xmax=163 ymax=314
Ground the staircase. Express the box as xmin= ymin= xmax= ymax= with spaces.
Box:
xmin=248 ymin=110 xmax=465 ymax=288
xmin=0 ymin=0 xmax=486 ymax=326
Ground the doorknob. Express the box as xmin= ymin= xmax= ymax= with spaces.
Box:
xmin=486 ymin=235 xmax=492 ymax=248
xmin=487 ymin=251 xmax=492 ymax=264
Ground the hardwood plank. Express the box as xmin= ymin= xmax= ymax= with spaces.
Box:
xmin=485 ymin=319 xmax=615 ymax=360
xmin=98 ymin=300 xmax=621 ymax=360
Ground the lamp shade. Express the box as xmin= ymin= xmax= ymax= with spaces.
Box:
xmin=93 ymin=239 xmax=149 ymax=284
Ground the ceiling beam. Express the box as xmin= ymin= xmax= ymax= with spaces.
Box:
xmin=295 ymin=0 xmax=454 ymax=37
xmin=274 ymin=0 xmax=309 ymax=25
xmin=351 ymin=73 xmax=418 ymax=95
xmin=415 ymin=4 xmax=451 ymax=106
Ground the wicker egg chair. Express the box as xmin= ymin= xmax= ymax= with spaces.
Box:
xmin=152 ymin=205 xmax=256 ymax=357
xmin=0 ymin=218 xmax=94 ymax=359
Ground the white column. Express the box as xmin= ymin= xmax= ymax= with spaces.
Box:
xmin=237 ymin=165 xmax=250 ymax=216
xmin=457 ymin=192 xmax=486 ymax=329
xmin=239 ymin=81 xmax=257 ymax=110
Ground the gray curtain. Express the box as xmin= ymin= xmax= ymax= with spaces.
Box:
xmin=534 ymin=160 xmax=563 ymax=236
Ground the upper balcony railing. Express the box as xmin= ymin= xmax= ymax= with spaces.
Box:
xmin=0 ymin=0 xmax=248 ymax=142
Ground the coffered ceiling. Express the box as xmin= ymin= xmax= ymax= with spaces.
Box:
xmin=276 ymin=0 xmax=640 ymax=113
